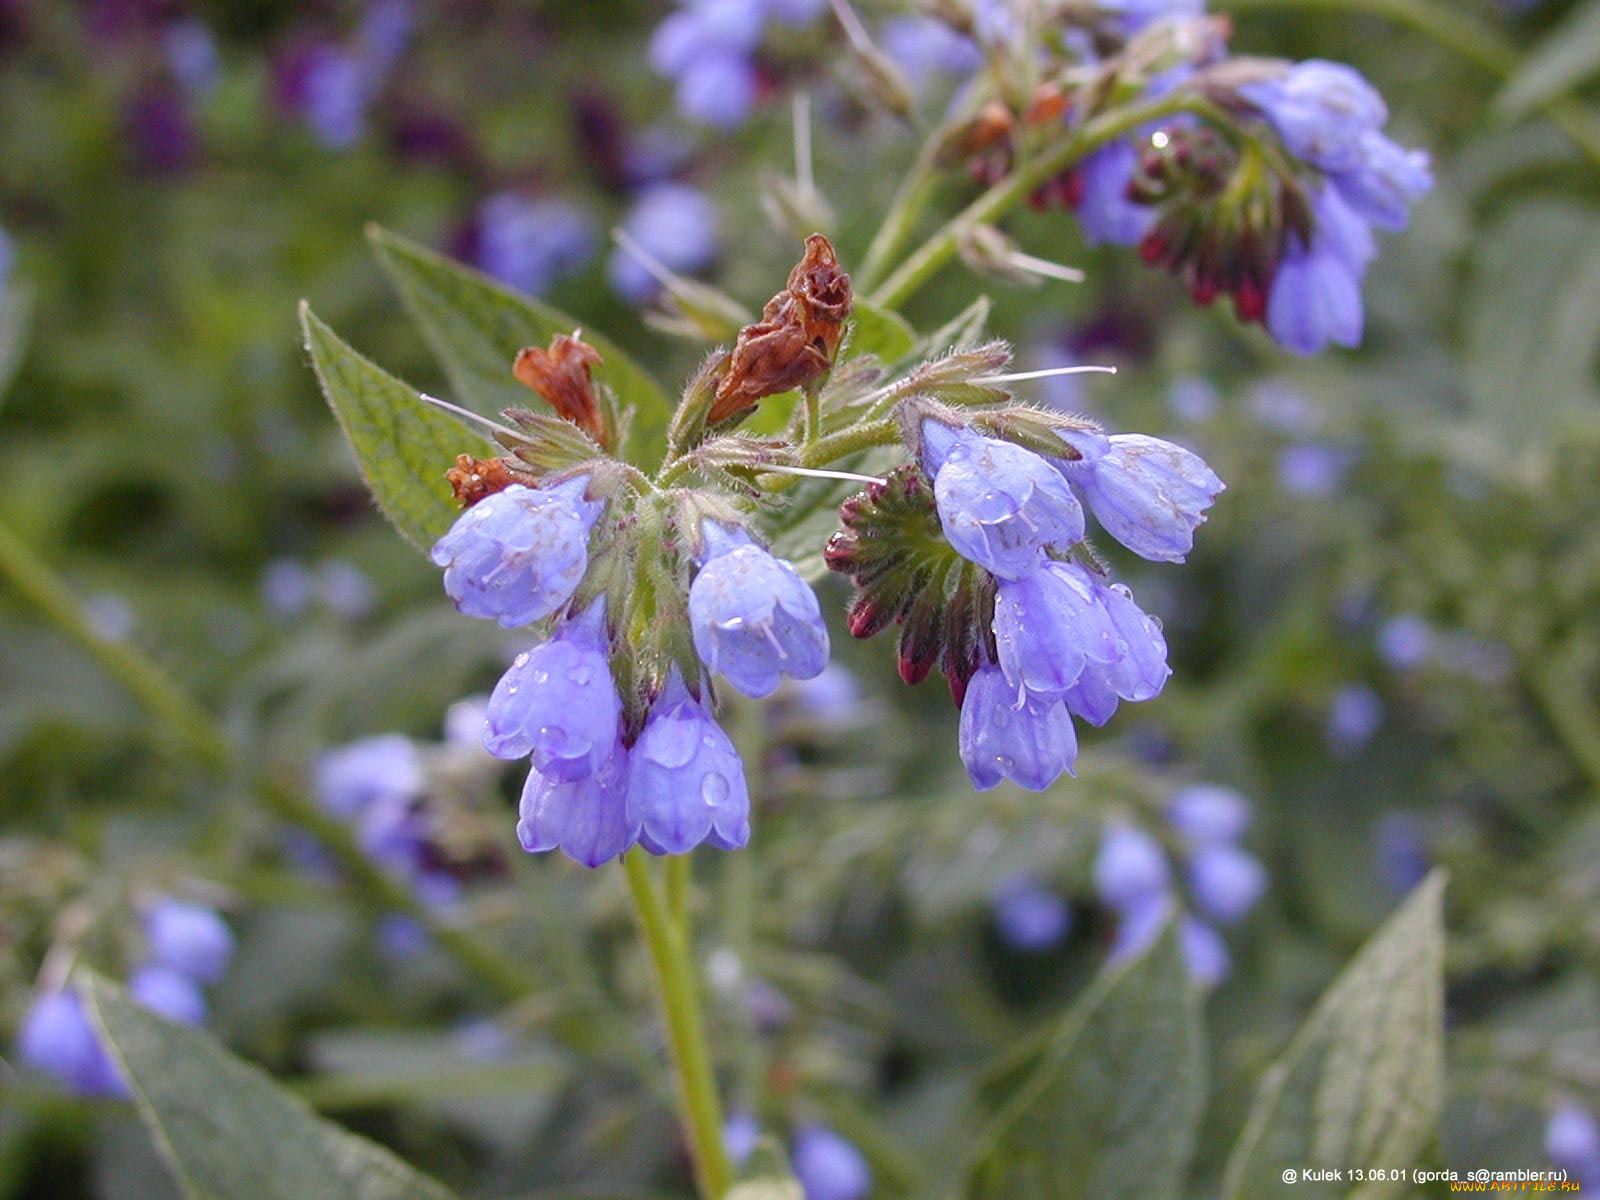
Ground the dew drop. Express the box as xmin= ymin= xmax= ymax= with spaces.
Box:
xmin=701 ymin=774 xmax=730 ymax=806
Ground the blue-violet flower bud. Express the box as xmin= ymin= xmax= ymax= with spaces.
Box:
xmin=993 ymin=875 xmax=1072 ymax=950
xmin=128 ymin=964 xmax=208 ymax=1026
xmin=1094 ymin=822 xmax=1172 ymax=910
xmin=485 ymin=601 xmax=622 ymax=780
xmin=1060 ymin=433 xmax=1223 ymax=563
xmin=792 ymin=1125 xmax=872 ymax=1200
xmin=430 ymin=479 xmax=603 ymax=629
xmin=690 ymin=523 xmax=830 ymax=700
xmin=1165 ymin=784 xmax=1251 ymax=846
xmin=626 ymin=674 xmax=751 ymax=854
xmin=16 ymin=988 xmax=126 ymax=1097
xmin=143 ymin=898 xmax=234 ymax=984
xmin=517 ymin=742 xmax=638 ymax=868
xmin=1062 ymin=578 xmax=1170 ymax=725
xmin=958 ymin=663 xmax=1078 ymax=791
xmin=1239 ymin=60 xmax=1387 ymax=173
xmin=1186 ymin=843 xmax=1267 ymax=925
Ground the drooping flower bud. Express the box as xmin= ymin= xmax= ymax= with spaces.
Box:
xmin=517 ymin=742 xmax=637 ymax=868
xmin=143 ymin=898 xmax=235 ymax=985
xmin=1062 ymin=576 xmax=1171 ymax=725
xmin=993 ymin=560 xmax=1124 ymax=701
xmin=16 ymin=988 xmax=127 ymax=1097
xmin=1058 ymin=433 xmax=1223 ymax=562
xmin=626 ymin=672 xmax=751 ymax=854
xmin=430 ymin=478 xmax=604 ymax=628
xmin=958 ymin=663 xmax=1078 ymax=790
xmin=512 ymin=332 xmax=609 ymax=446
xmin=484 ymin=600 xmax=623 ymax=780
xmin=128 ymin=964 xmax=208 ymax=1026
xmin=688 ymin=522 xmax=830 ymax=699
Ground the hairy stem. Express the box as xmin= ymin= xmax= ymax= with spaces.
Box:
xmin=624 ymin=850 xmax=733 ymax=1200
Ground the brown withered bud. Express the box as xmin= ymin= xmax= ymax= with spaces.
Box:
xmin=933 ymin=100 xmax=1016 ymax=168
xmin=512 ymin=333 xmax=606 ymax=442
xmin=708 ymin=233 xmax=852 ymax=427
xmin=446 ymin=454 xmax=522 ymax=509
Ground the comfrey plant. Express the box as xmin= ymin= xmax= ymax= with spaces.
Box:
xmin=293 ymin=4 xmax=1433 ymax=1192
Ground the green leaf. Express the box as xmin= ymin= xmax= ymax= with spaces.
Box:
xmin=81 ymin=973 xmax=460 ymax=1200
xmin=967 ymin=921 xmax=1207 ymax=1200
xmin=1495 ymin=0 xmax=1600 ymax=123
xmin=301 ymin=302 xmax=492 ymax=554
xmin=1222 ymin=872 xmax=1447 ymax=1200
xmin=845 ymin=300 xmax=916 ymax=367
xmin=366 ymin=225 xmax=673 ymax=470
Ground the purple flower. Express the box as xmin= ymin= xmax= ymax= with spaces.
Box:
xmin=675 ymin=53 xmax=759 ymax=130
xmin=725 ymin=1112 xmax=761 ymax=1165
xmin=143 ymin=899 xmax=234 ymax=985
xmin=318 ymin=560 xmax=376 ymax=619
xmin=1165 ymin=784 xmax=1251 ymax=846
xmin=993 ymin=560 xmax=1124 ymax=700
xmin=1108 ymin=890 xmax=1170 ymax=963
xmin=1547 ymin=1103 xmax=1600 ymax=1187
xmin=128 ymin=964 xmax=207 ymax=1026
xmin=993 ymin=875 xmax=1072 ymax=950
xmin=766 ymin=0 xmax=827 ymax=24
xmin=924 ymin=424 xmax=1085 ymax=581
xmin=1278 ymin=442 xmax=1353 ymax=496
xmin=1094 ymin=822 xmax=1172 ymax=910
xmin=958 ymin=664 xmax=1078 ymax=791
xmin=1063 ymin=578 xmax=1170 ymax=725
xmin=608 ymin=183 xmax=720 ymax=301
xmin=163 ymin=19 xmax=220 ymax=98
xmin=473 ymin=193 xmax=596 ymax=298
xmin=1178 ymin=915 xmax=1230 ymax=986
xmin=1076 ymin=141 xmax=1152 ymax=246
xmin=786 ymin=662 xmax=862 ymax=723
xmin=16 ymin=988 xmax=126 ymax=1097
xmin=1060 ymin=434 xmax=1224 ymax=563
xmin=263 ymin=557 xmax=315 ymax=618
xmin=626 ymin=674 xmax=750 ymax=854
xmin=1186 ymin=843 xmax=1266 ymax=925
xmin=1326 ymin=683 xmax=1382 ymax=757
xmin=312 ymin=733 xmax=424 ymax=819
xmin=485 ymin=602 xmax=622 ymax=781
xmin=1240 ymin=60 xmax=1388 ymax=173
xmin=1266 ymin=228 xmax=1365 ymax=357
xmin=1378 ymin=614 xmax=1432 ymax=668
xmin=1334 ymin=132 xmax=1432 ymax=231
xmin=689 ymin=524 xmax=830 ymax=700
xmin=1375 ymin=811 xmax=1430 ymax=896
xmin=1099 ymin=0 xmax=1206 ymax=35
xmin=430 ymin=479 xmax=604 ymax=629
xmin=792 ymin=1125 xmax=872 ymax=1200
xmin=517 ymin=743 xmax=638 ymax=868
xmin=298 ymin=44 xmax=367 ymax=149
xmin=880 ymin=15 xmax=980 ymax=88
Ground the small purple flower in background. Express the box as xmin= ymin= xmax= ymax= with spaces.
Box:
xmin=880 ymin=15 xmax=981 ymax=91
xmin=1278 ymin=442 xmax=1354 ymax=497
xmin=1547 ymin=1102 xmax=1600 ymax=1188
xmin=1168 ymin=375 xmax=1219 ymax=423
xmin=626 ymin=673 xmax=750 ymax=854
xmin=143 ymin=898 xmax=235 ymax=984
xmin=992 ymin=875 xmax=1072 ymax=950
xmin=163 ymin=19 xmax=219 ymax=99
xmin=127 ymin=964 xmax=207 ymax=1026
xmin=1177 ymin=914 xmax=1230 ymax=986
xmin=1378 ymin=613 xmax=1432 ymax=669
xmin=792 ymin=1125 xmax=872 ymax=1200
xmin=1057 ymin=433 xmax=1225 ymax=563
xmin=15 ymin=988 xmax=126 ymax=1098
xmin=295 ymin=44 xmax=367 ymax=150
xmin=1095 ymin=822 xmax=1171 ymax=911
xmin=724 ymin=1111 xmax=761 ymax=1165
xmin=1374 ymin=810 xmax=1429 ymax=896
xmin=430 ymin=479 xmax=604 ymax=629
xmin=784 ymin=661 xmax=863 ymax=725
xmin=123 ymin=85 xmax=197 ymax=175
xmin=689 ymin=522 xmax=830 ymax=699
xmin=84 ymin=592 xmax=135 ymax=642
xmin=318 ymin=560 xmax=375 ymax=620
xmin=1099 ymin=0 xmax=1206 ymax=36
xmin=1166 ymin=783 xmax=1251 ymax=845
xmin=1325 ymin=683 xmax=1382 ymax=758
xmin=0 ymin=224 xmax=13 ymax=293
xmin=263 ymin=557 xmax=316 ymax=618
xmin=648 ymin=0 xmax=827 ymax=129
xmin=608 ymin=182 xmax=720 ymax=302
xmin=313 ymin=733 xmax=424 ymax=819
xmin=1186 ymin=843 xmax=1266 ymax=925
xmin=473 ymin=193 xmax=596 ymax=298
xmin=1076 ymin=141 xmax=1153 ymax=246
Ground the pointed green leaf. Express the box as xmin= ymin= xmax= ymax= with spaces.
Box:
xmin=1222 ymin=872 xmax=1447 ymax=1200
xmin=968 ymin=921 xmax=1207 ymax=1200
xmin=366 ymin=225 xmax=672 ymax=469
xmin=81 ymin=973 xmax=460 ymax=1200
xmin=1495 ymin=1 xmax=1600 ymax=123
xmin=846 ymin=300 xmax=916 ymax=367
xmin=301 ymin=302 xmax=491 ymax=554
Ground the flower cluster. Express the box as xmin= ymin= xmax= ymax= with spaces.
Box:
xmin=830 ymin=404 xmax=1220 ymax=793
xmin=648 ymin=0 xmax=827 ymax=130
xmin=16 ymin=897 xmax=234 ymax=1096
xmin=1093 ymin=785 xmax=1265 ymax=986
xmin=434 ymin=474 xmax=829 ymax=865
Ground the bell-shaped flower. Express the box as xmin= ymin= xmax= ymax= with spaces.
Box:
xmin=1076 ymin=140 xmax=1153 ymax=246
xmin=1093 ymin=822 xmax=1172 ymax=910
xmin=689 ymin=523 xmax=829 ymax=699
xmin=16 ymin=988 xmax=127 ymax=1097
xmin=993 ymin=560 xmax=1123 ymax=700
xmin=128 ymin=964 xmax=207 ymax=1027
xmin=430 ymin=479 xmax=603 ymax=629
xmin=143 ymin=898 xmax=234 ymax=984
xmin=1266 ymin=236 xmax=1364 ymax=356
xmin=626 ymin=673 xmax=750 ymax=854
xmin=1186 ymin=843 xmax=1267 ymax=925
xmin=517 ymin=741 xmax=637 ymax=868
xmin=484 ymin=601 xmax=622 ymax=780
xmin=1061 ymin=434 xmax=1224 ymax=562
xmin=1063 ymin=579 xmax=1171 ymax=725
xmin=958 ymin=663 xmax=1078 ymax=791
xmin=923 ymin=424 xmax=1085 ymax=581
xmin=1335 ymin=130 xmax=1433 ymax=232
xmin=1238 ymin=60 xmax=1387 ymax=173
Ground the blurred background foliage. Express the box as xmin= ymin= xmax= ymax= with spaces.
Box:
xmin=3 ymin=0 xmax=1600 ymax=1197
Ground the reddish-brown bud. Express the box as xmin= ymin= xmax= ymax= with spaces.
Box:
xmin=709 ymin=233 xmax=853 ymax=426
xmin=513 ymin=334 xmax=607 ymax=442
xmin=446 ymin=454 xmax=522 ymax=508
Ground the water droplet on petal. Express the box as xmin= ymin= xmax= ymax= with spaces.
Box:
xmin=701 ymin=773 xmax=730 ymax=807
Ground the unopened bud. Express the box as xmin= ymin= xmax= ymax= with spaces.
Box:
xmin=513 ymin=333 xmax=609 ymax=445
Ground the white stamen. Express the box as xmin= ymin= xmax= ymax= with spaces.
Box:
xmin=763 ymin=463 xmax=885 ymax=485
xmin=970 ymin=365 xmax=1117 ymax=384
xmin=827 ymin=0 xmax=876 ymax=55
xmin=1004 ymin=251 xmax=1087 ymax=283
xmin=420 ymin=393 xmax=521 ymax=440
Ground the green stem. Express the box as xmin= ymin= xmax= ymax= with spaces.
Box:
xmin=1215 ymin=0 xmax=1600 ymax=167
xmin=667 ymin=852 xmax=692 ymax=933
xmin=866 ymin=94 xmax=1219 ymax=312
xmin=0 ymin=518 xmax=543 ymax=1006
xmin=855 ymin=143 xmax=945 ymax=295
xmin=797 ymin=418 xmax=902 ymax=471
xmin=623 ymin=850 xmax=732 ymax=1200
